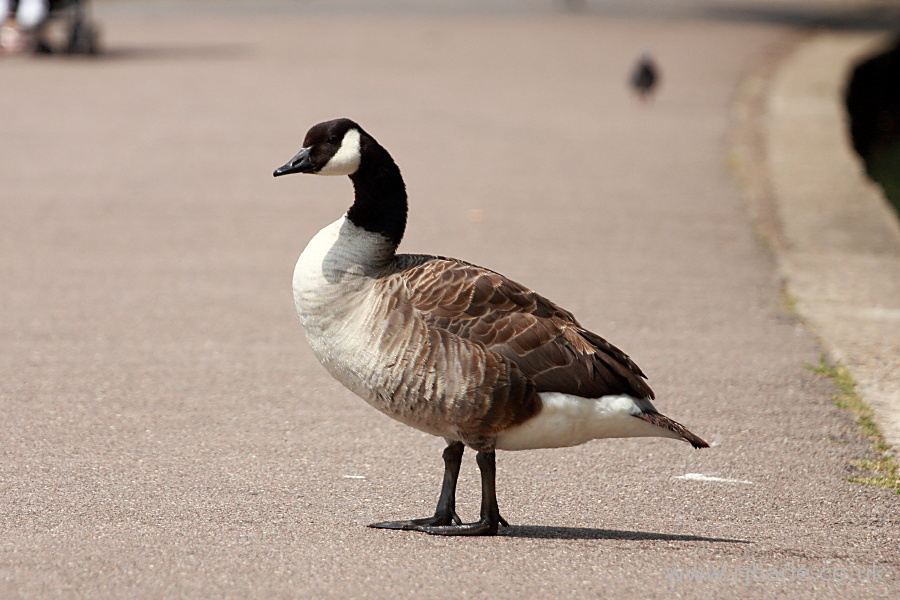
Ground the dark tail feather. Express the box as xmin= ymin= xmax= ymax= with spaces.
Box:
xmin=634 ymin=412 xmax=709 ymax=449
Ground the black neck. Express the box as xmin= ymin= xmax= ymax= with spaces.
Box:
xmin=346 ymin=139 xmax=408 ymax=248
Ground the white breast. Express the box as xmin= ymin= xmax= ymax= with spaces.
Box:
xmin=292 ymin=215 xmax=404 ymax=409
xmin=293 ymin=216 xmax=349 ymax=315
xmin=293 ymin=216 xmax=393 ymax=322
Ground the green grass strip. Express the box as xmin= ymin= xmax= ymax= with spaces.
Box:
xmin=806 ymin=356 xmax=899 ymax=493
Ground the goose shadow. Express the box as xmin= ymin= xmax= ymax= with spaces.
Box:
xmin=501 ymin=525 xmax=749 ymax=544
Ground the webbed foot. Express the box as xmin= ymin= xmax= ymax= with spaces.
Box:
xmin=412 ymin=513 xmax=509 ymax=536
xmin=368 ymin=511 xmax=462 ymax=530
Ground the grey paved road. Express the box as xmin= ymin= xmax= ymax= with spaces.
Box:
xmin=1 ymin=1 xmax=897 ymax=598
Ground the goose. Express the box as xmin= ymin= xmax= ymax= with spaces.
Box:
xmin=273 ymin=118 xmax=708 ymax=536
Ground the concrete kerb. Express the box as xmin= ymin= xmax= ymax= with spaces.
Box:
xmin=733 ymin=30 xmax=900 ymax=450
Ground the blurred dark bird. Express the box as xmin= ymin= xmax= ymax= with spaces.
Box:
xmin=630 ymin=53 xmax=660 ymax=102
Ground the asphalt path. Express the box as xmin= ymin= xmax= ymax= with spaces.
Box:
xmin=1 ymin=1 xmax=898 ymax=598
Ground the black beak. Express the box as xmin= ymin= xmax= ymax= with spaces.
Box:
xmin=273 ymin=147 xmax=315 ymax=177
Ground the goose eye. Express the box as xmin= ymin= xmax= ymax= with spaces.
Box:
xmin=328 ymin=135 xmax=340 ymax=144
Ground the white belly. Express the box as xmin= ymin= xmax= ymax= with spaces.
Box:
xmin=495 ymin=393 xmax=681 ymax=451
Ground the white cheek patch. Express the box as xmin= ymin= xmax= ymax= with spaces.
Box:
xmin=319 ymin=128 xmax=362 ymax=176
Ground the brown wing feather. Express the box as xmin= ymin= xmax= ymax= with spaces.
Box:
xmin=391 ymin=255 xmax=654 ymax=400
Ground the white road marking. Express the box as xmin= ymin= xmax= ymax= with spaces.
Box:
xmin=675 ymin=473 xmax=753 ymax=485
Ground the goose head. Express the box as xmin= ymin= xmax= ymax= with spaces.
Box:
xmin=273 ymin=118 xmax=363 ymax=178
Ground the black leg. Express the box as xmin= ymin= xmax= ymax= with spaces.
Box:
xmin=412 ymin=450 xmax=509 ymax=536
xmin=368 ymin=441 xmax=464 ymax=530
